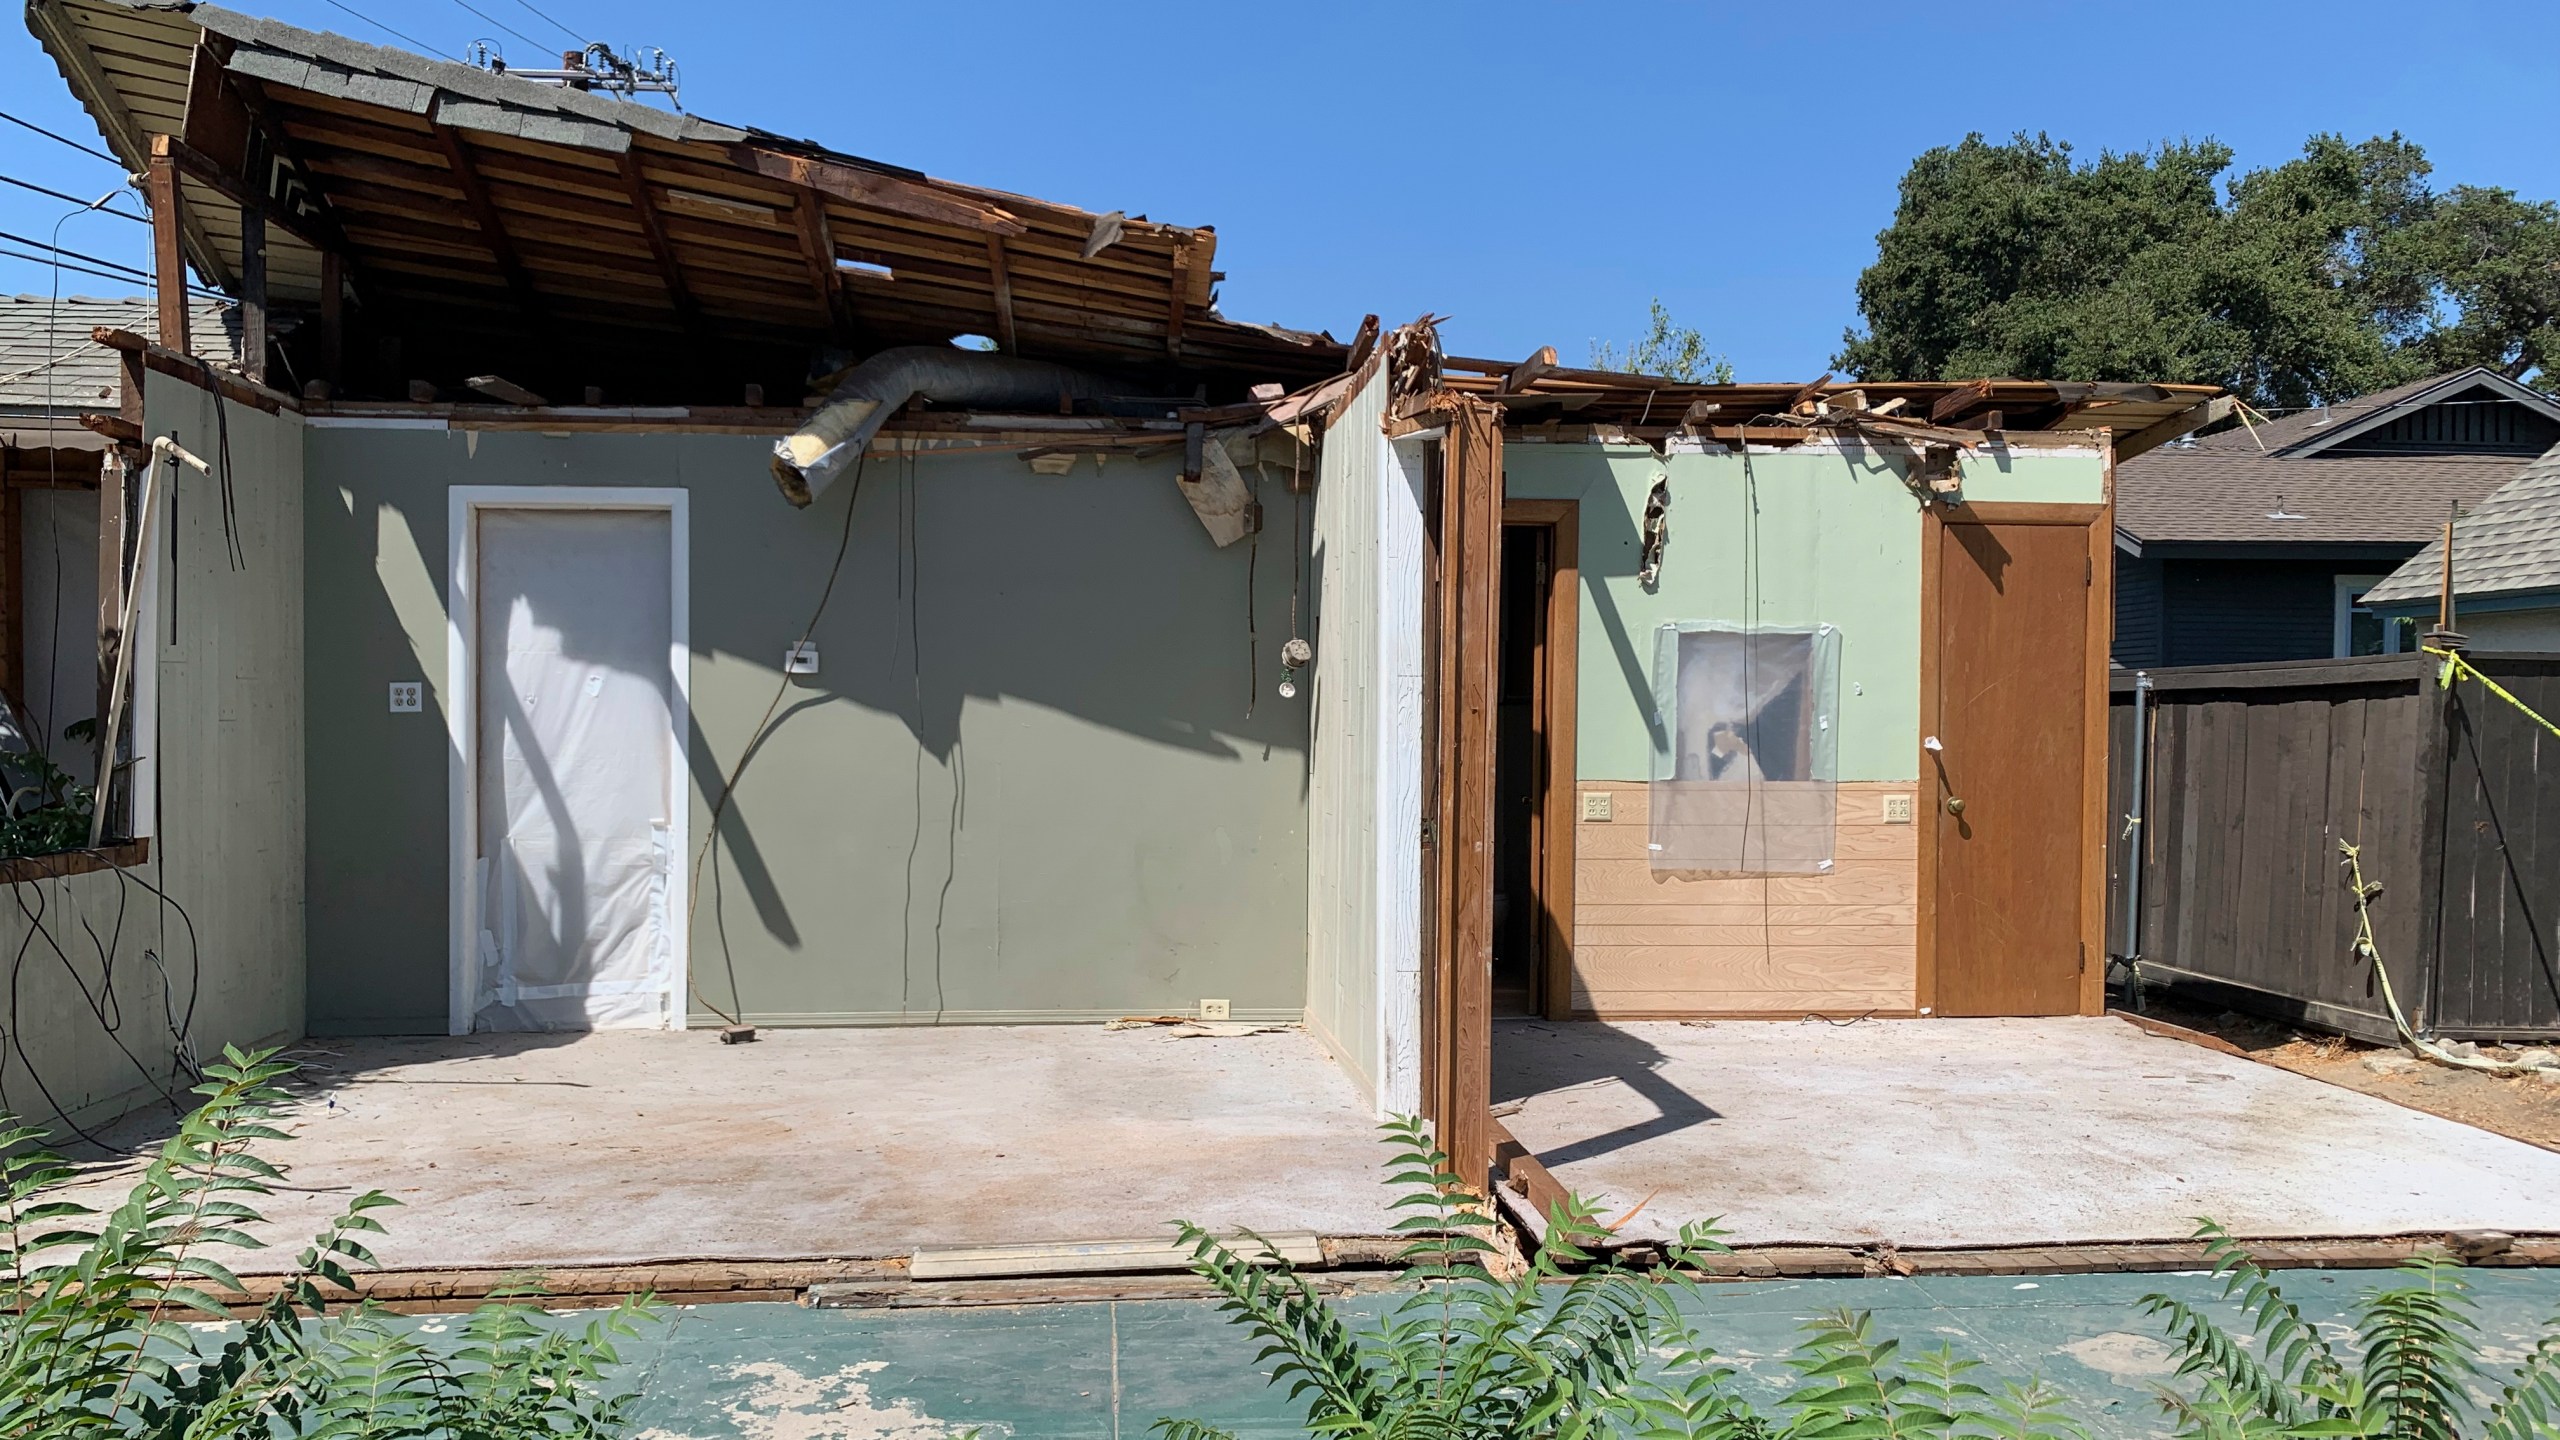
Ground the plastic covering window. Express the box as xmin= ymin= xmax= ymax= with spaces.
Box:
xmin=1648 ymin=623 xmax=1841 ymax=874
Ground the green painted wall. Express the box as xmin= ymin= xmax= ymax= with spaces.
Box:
xmin=1505 ymin=441 xmax=2106 ymax=783
xmin=304 ymin=430 xmax=1309 ymax=1033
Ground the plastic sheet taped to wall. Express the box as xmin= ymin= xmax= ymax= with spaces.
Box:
xmin=1649 ymin=623 xmax=1840 ymax=874
xmin=474 ymin=510 xmax=676 ymax=1031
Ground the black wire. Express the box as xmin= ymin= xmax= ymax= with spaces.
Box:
xmin=449 ymin=0 xmax=548 ymax=52
xmin=0 ymin=229 xmax=150 ymax=282
xmin=0 ymin=109 xmax=120 ymax=164
xmin=512 ymin=0 xmax=585 ymax=44
xmin=320 ymin=0 xmax=462 ymax=60
xmin=0 ymin=172 xmax=146 ymax=221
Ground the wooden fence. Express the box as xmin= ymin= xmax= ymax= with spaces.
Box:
xmin=2107 ymin=651 xmax=2560 ymax=1042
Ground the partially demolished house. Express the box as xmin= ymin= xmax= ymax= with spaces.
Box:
xmin=25 ymin=0 xmax=2222 ymax=1189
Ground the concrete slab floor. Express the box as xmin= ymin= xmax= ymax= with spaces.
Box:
xmin=53 ymin=1027 xmax=1399 ymax=1273
xmin=471 ymin=1266 xmax=2560 ymax=1438
xmin=1495 ymin=1016 xmax=2560 ymax=1250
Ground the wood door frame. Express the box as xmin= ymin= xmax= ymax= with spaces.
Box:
xmin=1502 ymin=498 xmax=1579 ymax=1020
xmin=446 ymin=486 xmax=692 ymax=1036
xmin=1915 ymin=498 xmax=2112 ymax=1018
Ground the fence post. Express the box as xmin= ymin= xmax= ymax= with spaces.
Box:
xmin=2410 ymin=640 xmax=2462 ymax=1035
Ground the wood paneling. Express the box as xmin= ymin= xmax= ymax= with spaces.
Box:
xmin=1564 ymin=782 xmax=1918 ymax=1017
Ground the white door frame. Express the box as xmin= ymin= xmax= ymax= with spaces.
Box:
xmin=447 ymin=486 xmax=691 ymax=1035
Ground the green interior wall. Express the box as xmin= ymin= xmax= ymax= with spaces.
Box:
xmin=303 ymin=429 xmax=1308 ymax=1033
xmin=1504 ymin=441 xmax=2106 ymax=783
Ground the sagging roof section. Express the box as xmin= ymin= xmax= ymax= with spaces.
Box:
xmin=28 ymin=0 xmax=1345 ymax=403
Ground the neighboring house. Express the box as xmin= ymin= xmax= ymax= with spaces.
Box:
xmin=2111 ymin=368 xmax=2560 ymax=667
xmin=20 ymin=0 xmax=2217 ymax=1183
xmin=2358 ymin=442 xmax=2560 ymax=650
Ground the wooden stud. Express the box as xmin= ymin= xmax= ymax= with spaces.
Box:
xmin=1929 ymin=378 xmax=1995 ymax=425
xmin=1500 ymin=346 xmax=1558 ymax=395
xmin=985 ymin=236 xmax=1018 ymax=354
xmin=617 ymin=150 xmax=704 ymax=335
xmin=146 ymin=136 xmax=190 ymax=357
xmin=239 ymin=203 xmax=268 ymax=384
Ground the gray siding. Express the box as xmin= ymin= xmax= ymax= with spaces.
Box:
xmin=2113 ymin=554 xmax=2164 ymax=668
xmin=303 ymin=429 xmax=1310 ymax=1032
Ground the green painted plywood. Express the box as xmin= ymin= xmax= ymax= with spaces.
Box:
xmin=1505 ymin=442 xmax=2106 ymax=783
xmin=303 ymin=429 xmax=1309 ymax=1033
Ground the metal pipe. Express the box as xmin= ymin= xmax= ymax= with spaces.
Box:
xmin=2120 ymin=670 xmax=2153 ymax=970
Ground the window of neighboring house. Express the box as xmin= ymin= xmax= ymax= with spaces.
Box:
xmin=2333 ymin=574 xmax=2415 ymax=657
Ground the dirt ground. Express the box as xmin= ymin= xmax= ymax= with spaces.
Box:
xmin=2132 ymin=1000 xmax=2560 ymax=1152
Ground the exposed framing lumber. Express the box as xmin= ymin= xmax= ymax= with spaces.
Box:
xmin=92 ymin=328 xmax=291 ymax=415
xmin=728 ymin=145 xmax=1025 ymax=234
xmin=145 ymin=138 xmax=190 ymax=357
xmin=789 ymin=189 xmax=842 ymax=333
xmin=2112 ymin=395 xmax=2236 ymax=463
xmin=1165 ymin=248 xmax=1189 ymax=360
xmin=1500 ymin=346 xmax=1557 ymax=394
xmin=31 ymin=0 xmax=230 ymax=290
xmin=431 ymin=117 xmax=543 ymax=323
xmin=239 ymin=203 xmax=267 ymax=383
xmin=984 ymin=237 xmax=1017 ymax=353
xmin=617 ymin=150 xmax=704 ymax=334
xmin=1929 ymin=378 xmax=1996 ymax=425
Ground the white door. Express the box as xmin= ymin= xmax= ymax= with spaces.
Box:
xmin=471 ymin=509 xmax=677 ymax=1031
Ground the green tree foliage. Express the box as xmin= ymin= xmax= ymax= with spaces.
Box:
xmin=1592 ymin=300 xmax=1736 ymax=384
xmin=1837 ymin=132 xmax=2560 ymax=406
xmin=0 ymin=1046 xmax=657 ymax=1438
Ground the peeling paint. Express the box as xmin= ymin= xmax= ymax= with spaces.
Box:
xmin=634 ymin=1360 xmax=1000 ymax=1440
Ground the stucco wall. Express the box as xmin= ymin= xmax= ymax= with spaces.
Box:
xmin=3 ymin=376 xmax=305 ymax=1136
xmin=302 ymin=428 xmax=1310 ymax=1033
xmin=2458 ymin=608 xmax=2560 ymax=651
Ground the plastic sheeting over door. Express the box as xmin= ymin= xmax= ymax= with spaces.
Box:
xmin=472 ymin=510 xmax=676 ymax=1031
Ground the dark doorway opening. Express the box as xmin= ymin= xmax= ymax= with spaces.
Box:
xmin=1494 ymin=522 xmax=1552 ymax=1017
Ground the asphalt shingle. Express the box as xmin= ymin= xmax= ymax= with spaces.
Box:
xmin=2361 ymin=444 xmax=2560 ymax=607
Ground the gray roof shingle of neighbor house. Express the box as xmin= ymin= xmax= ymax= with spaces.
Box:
xmin=2114 ymin=368 xmax=2560 ymax=548
xmin=1 ymin=293 xmax=241 ymax=424
xmin=2360 ymin=442 xmax=2560 ymax=610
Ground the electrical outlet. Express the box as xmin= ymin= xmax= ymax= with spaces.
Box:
xmin=388 ymin=681 xmax=423 ymax=713
xmin=1882 ymin=793 xmax=1914 ymax=824
xmin=1579 ymin=791 xmax=1614 ymax=822
xmin=1199 ymin=998 xmax=1231 ymax=1021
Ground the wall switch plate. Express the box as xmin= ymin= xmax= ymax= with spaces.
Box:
xmin=388 ymin=681 xmax=423 ymax=713
xmin=1579 ymin=791 xmax=1613 ymax=823
xmin=783 ymin=641 xmax=820 ymax=675
xmin=1882 ymin=793 xmax=1914 ymax=824
xmin=1199 ymin=998 xmax=1231 ymax=1021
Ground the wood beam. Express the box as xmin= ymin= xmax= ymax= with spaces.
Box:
xmin=466 ymin=375 xmax=548 ymax=407
xmin=789 ymin=188 xmax=842 ymax=333
xmin=727 ymin=145 xmax=1025 ymax=234
xmin=1929 ymin=378 xmax=1996 ymax=425
xmin=617 ymin=150 xmax=703 ymax=333
xmin=240 ymin=203 xmax=267 ymax=384
xmin=1500 ymin=345 xmax=1558 ymax=394
xmin=2111 ymin=394 xmax=2235 ymax=463
xmin=32 ymin=2 xmax=228 ymax=289
xmin=146 ymin=137 xmax=190 ymax=357
xmin=431 ymin=119 xmax=543 ymax=323
xmin=985 ymin=236 xmax=1018 ymax=354
xmin=1166 ymin=249 xmax=1189 ymax=361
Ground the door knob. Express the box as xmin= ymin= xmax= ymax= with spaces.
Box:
xmin=1945 ymin=797 xmax=1966 ymax=815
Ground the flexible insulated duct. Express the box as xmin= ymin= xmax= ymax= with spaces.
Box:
xmin=771 ymin=346 xmax=1138 ymax=506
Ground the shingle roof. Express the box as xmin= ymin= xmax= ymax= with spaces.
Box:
xmin=2361 ymin=444 xmax=2560 ymax=608
xmin=0 ymin=293 xmax=242 ymax=419
xmin=2115 ymin=368 xmax=2550 ymax=546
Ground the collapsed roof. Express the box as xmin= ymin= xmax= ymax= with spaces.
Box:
xmin=28 ymin=0 xmax=1346 ymax=402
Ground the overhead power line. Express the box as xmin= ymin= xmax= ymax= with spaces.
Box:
xmin=320 ymin=0 xmax=460 ymax=60
xmin=0 ymin=109 xmax=120 ymax=165
xmin=0 ymin=172 xmax=146 ymax=222
xmin=0 ymin=229 xmax=151 ymax=283
xmin=512 ymin=0 xmax=584 ymax=45
xmin=450 ymin=0 xmax=546 ymax=53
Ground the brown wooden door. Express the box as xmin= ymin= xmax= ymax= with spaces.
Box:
xmin=1928 ymin=512 xmax=2095 ymax=1016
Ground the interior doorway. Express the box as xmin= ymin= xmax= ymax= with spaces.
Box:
xmin=1495 ymin=499 xmax=1578 ymax=1020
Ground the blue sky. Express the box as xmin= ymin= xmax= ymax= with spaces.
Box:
xmin=4 ymin=0 xmax=2556 ymax=379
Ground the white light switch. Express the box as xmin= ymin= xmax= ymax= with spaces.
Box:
xmin=1580 ymin=791 xmax=1614 ymax=823
xmin=388 ymin=681 xmax=423 ymax=713
xmin=1883 ymin=794 xmax=1914 ymax=824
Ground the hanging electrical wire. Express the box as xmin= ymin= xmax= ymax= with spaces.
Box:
xmin=0 ymin=109 xmax=120 ymax=164
xmin=0 ymin=171 xmax=147 ymax=220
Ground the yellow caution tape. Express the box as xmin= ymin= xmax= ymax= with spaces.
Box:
xmin=2421 ymin=645 xmax=2560 ymax=741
